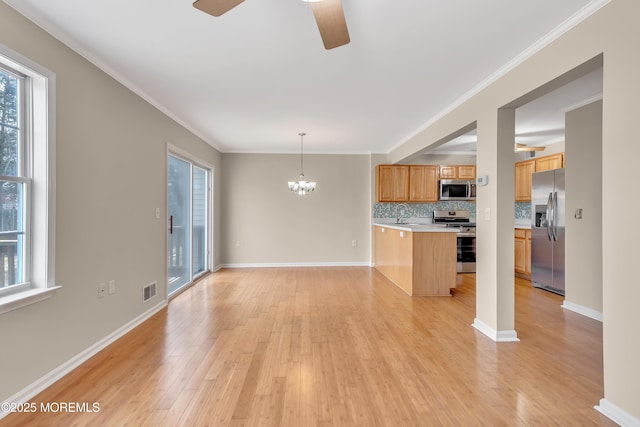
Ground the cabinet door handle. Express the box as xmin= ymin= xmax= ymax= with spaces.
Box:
xmin=169 ymin=215 xmax=173 ymax=234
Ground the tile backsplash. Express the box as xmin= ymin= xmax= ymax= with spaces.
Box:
xmin=373 ymin=201 xmax=532 ymax=221
xmin=373 ymin=201 xmax=476 ymax=220
xmin=515 ymin=202 xmax=531 ymax=220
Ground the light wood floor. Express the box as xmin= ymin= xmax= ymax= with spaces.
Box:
xmin=3 ymin=268 xmax=615 ymax=426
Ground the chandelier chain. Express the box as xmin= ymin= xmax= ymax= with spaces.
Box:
xmin=299 ymin=132 xmax=306 ymax=175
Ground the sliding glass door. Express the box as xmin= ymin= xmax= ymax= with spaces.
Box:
xmin=168 ymin=154 xmax=210 ymax=296
xmin=192 ymin=166 xmax=208 ymax=277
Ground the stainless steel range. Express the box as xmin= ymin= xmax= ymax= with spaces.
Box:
xmin=432 ymin=210 xmax=476 ymax=273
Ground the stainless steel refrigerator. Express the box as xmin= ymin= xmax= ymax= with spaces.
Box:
xmin=531 ymin=169 xmax=565 ymax=295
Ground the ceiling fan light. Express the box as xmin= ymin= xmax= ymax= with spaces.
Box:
xmin=515 ymin=143 xmax=546 ymax=152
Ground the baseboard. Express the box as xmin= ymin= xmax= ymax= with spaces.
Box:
xmin=561 ymin=300 xmax=603 ymax=322
xmin=595 ymin=398 xmax=640 ymax=427
xmin=212 ymin=264 xmax=224 ymax=272
xmin=221 ymin=262 xmax=371 ymax=268
xmin=472 ymin=318 xmax=520 ymax=342
xmin=0 ymin=299 xmax=167 ymax=420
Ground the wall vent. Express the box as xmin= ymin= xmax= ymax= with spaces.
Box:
xmin=143 ymin=282 xmax=157 ymax=303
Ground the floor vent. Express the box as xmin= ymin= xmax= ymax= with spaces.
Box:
xmin=143 ymin=282 xmax=157 ymax=303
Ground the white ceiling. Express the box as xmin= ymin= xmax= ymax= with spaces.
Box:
xmin=5 ymin=0 xmax=604 ymax=154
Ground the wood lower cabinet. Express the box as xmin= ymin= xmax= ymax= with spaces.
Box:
xmin=514 ymin=228 xmax=531 ymax=276
xmin=374 ymin=225 xmax=456 ymax=296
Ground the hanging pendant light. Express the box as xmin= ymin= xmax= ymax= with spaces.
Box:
xmin=288 ymin=132 xmax=317 ymax=195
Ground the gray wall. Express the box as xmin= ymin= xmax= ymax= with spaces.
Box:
xmin=0 ymin=2 xmax=221 ymax=401
xmin=565 ymin=100 xmax=603 ymax=313
xmin=220 ymin=153 xmax=371 ymax=265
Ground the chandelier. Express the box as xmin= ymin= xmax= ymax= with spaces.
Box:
xmin=288 ymin=132 xmax=317 ymax=195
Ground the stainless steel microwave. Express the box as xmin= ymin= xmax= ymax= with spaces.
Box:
xmin=439 ymin=179 xmax=476 ymax=201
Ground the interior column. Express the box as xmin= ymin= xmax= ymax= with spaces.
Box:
xmin=473 ymin=108 xmax=519 ymax=342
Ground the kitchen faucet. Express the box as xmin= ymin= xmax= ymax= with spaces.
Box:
xmin=395 ymin=203 xmax=409 ymax=224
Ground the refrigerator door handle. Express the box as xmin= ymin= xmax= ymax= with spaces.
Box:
xmin=466 ymin=181 xmax=471 ymax=198
xmin=546 ymin=192 xmax=553 ymax=241
xmin=552 ymin=191 xmax=558 ymax=241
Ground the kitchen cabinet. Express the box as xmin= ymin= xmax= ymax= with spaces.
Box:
xmin=515 ymin=153 xmax=564 ymax=202
xmin=534 ymin=153 xmax=564 ymax=172
xmin=376 ymin=164 xmax=437 ymax=203
xmin=409 ymin=165 xmax=438 ymax=202
xmin=514 ymin=228 xmax=531 ymax=276
xmin=373 ymin=225 xmax=457 ymax=296
xmin=515 ymin=160 xmax=535 ymax=202
xmin=439 ymin=165 xmax=476 ymax=180
xmin=377 ymin=165 xmax=409 ymax=202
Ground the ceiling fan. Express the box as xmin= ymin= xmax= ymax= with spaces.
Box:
xmin=515 ymin=143 xmax=545 ymax=152
xmin=192 ymin=0 xmax=350 ymax=50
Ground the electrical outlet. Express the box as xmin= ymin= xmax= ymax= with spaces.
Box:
xmin=155 ymin=208 xmax=161 ymax=219
xmin=108 ymin=280 xmax=116 ymax=295
xmin=98 ymin=283 xmax=106 ymax=298
xmin=235 ymin=240 xmax=241 ymax=247
xmin=352 ymin=240 xmax=358 ymax=247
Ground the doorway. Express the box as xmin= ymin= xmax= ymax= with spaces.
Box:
xmin=167 ymin=151 xmax=212 ymax=296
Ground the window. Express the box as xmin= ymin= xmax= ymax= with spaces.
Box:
xmin=0 ymin=44 xmax=57 ymax=314
xmin=0 ymin=64 xmax=27 ymax=289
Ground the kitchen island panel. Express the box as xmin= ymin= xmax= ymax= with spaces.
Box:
xmin=373 ymin=225 xmax=456 ymax=296
xmin=413 ymin=232 xmax=457 ymax=296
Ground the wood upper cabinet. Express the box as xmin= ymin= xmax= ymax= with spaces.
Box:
xmin=377 ymin=164 xmax=437 ymax=203
xmin=409 ymin=165 xmax=438 ymax=202
xmin=515 ymin=153 xmax=565 ymax=202
xmin=377 ymin=165 xmax=409 ymax=202
xmin=515 ymin=160 xmax=535 ymax=202
xmin=438 ymin=166 xmax=457 ymax=180
xmin=534 ymin=153 xmax=564 ymax=172
xmin=438 ymin=165 xmax=476 ymax=180
xmin=457 ymin=165 xmax=477 ymax=179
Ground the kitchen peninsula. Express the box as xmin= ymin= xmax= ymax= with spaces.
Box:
xmin=373 ymin=223 xmax=458 ymax=296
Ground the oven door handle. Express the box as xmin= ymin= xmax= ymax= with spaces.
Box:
xmin=456 ymin=232 xmax=476 ymax=237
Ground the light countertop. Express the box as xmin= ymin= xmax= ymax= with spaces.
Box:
xmin=372 ymin=222 xmax=458 ymax=233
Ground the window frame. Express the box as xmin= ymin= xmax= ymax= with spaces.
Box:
xmin=0 ymin=43 xmax=58 ymax=315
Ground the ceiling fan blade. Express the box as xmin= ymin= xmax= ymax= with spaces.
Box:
xmin=193 ymin=0 xmax=245 ymax=17
xmin=310 ymin=0 xmax=350 ymax=50
xmin=515 ymin=143 xmax=546 ymax=152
